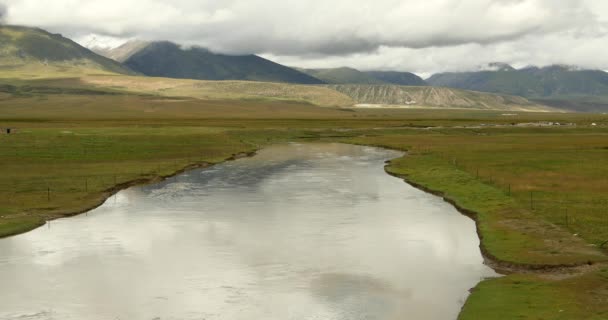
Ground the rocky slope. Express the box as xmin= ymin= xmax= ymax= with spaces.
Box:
xmin=328 ymin=85 xmax=553 ymax=111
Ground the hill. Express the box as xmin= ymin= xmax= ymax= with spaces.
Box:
xmin=327 ymin=84 xmax=553 ymax=111
xmin=298 ymin=67 xmax=385 ymax=84
xmin=0 ymin=25 xmax=135 ymax=78
xmin=427 ymin=64 xmax=608 ymax=102
xmin=100 ymin=41 xmax=323 ymax=84
xmin=77 ymin=75 xmax=353 ymax=107
xmin=364 ymin=71 xmax=427 ymax=86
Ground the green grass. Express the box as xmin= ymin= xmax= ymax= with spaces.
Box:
xmin=459 ymin=272 xmax=608 ymax=320
xmin=0 ymin=126 xmax=259 ymax=235
xmin=0 ymin=216 xmax=44 ymax=237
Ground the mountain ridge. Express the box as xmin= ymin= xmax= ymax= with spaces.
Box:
xmin=97 ymin=41 xmax=324 ymax=84
xmin=0 ymin=25 xmax=135 ymax=77
xmin=297 ymin=67 xmax=386 ymax=84
xmin=428 ymin=64 xmax=608 ymax=98
xmin=364 ymin=71 xmax=427 ymax=86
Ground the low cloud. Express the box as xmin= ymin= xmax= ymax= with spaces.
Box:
xmin=1 ymin=0 xmax=608 ymax=74
xmin=0 ymin=3 xmax=7 ymax=24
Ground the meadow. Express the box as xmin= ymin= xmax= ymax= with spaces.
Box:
xmin=334 ymin=127 xmax=608 ymax=319
xmin=1 ymin=88 xmax=608 ymax=319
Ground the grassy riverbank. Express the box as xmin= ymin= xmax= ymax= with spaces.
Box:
xmin=336 ymin=127 xmax=608 ymax=319
xmin=0 ymin=126 xmax=257 ymax=236
xmin=1 ymin=97 xmax=608 ymax=318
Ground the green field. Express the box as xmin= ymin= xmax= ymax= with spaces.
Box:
xmin=1 ymin=82 xmax=608 ymax=319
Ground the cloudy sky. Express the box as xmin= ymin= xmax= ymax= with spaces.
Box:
xmin=1 ymin=0 xmax=607 ymax=76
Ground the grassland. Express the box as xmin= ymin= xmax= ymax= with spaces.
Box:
xmin=1 ymin=84 xmax=608 ymax=319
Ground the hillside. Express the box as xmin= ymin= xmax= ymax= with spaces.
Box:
xmin=298 ymin=67 xmax=385 ymax=84
xmin=328 ymin=84 xmax=553 ymax=111
xmin=428 ymin=64 xmax=608 ymax=99
xmin=0 ymin=25 xmax=135 ymax=78
xmin=78 ymin=75 xmax=353 ymax=107
xmin=364 ymin=71 xmax=427 ymax=86
xmin=103 ymin=41 xmax=323 ymax=84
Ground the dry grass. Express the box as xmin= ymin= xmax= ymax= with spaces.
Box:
xmin=81 ymin=75 xmax=355 ymax=107
xmin=0 ymin=61 xmax=121 ymax=79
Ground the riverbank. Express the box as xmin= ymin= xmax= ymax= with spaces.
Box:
xmin=385 ymin=166 xmax=606 ymax=273
xmin=0 ymin=151 xmax=257 ymax=239
xmin=338 ymin=132 xmax=608 ymax=319
xmin=0 ymin=126 xmax=260 ymax=238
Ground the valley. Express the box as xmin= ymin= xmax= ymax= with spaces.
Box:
xmin=1 ymin=21 xmax=608 ymax=320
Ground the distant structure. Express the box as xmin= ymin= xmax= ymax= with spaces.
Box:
xmin=1 ymin=127 xmax=15 ymax=134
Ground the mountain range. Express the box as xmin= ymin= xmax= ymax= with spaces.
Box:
xmin=2 ymin=24 xmax=608 ymax=112
xmin=427 ymin=64 xmax=608 ymax=111
xmin=96 ymin=40 xmax=323 ymax=84
xmin=97 ymin=42 xmax=428 ymax=86
xmin=428 ymin=63 xmax=608 ymax=98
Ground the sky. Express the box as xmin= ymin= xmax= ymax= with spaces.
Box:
xmin=1 ymin=0 xmax=607 ymax=77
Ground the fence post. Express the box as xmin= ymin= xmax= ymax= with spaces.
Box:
xmin=47 ymin=187 xmax=50 ymax=202
xmin=530 ymin=191 xmax=534 ymax=210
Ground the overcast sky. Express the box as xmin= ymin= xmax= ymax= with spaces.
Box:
xmin=1 ymin=0 xmax=607 ymax=76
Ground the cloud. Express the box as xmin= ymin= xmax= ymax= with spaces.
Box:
xmin=0 ymin=3 xmax=6 ymax=24
xmin=1 ymin=0 xmax=607 ymax=74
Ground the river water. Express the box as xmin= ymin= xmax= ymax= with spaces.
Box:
xmin=0 ymin=143 xmax=496 ymax=320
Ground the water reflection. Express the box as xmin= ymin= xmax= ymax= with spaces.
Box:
xmin=0 ymin=143 xmax=496 ymax=320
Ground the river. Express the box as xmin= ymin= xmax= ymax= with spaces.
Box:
xmin=0 ymin=143 xmax=496 ymax=320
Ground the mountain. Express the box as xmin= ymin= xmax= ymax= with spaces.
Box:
xmin=99 ymin=41 xmax=323 ymax=84
xmin=327 ymin=84 xmax=552 ymax=111
xmin=298 ymin=67 xmax=385 ymax=84
xmin=0 ymin=25 xmax=135 ymax=78
xmin=428 ymin=64 xmax=608 ymax=99
xmin=297 ymin=68 xmax=428 ymax=86
xmin=480 ymin=62 xmax=516 ymax=72
xmin=92 ymin=40 xmax=150 ymax=63
xmin=364 ymin=71 xmax=427 ymax=86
